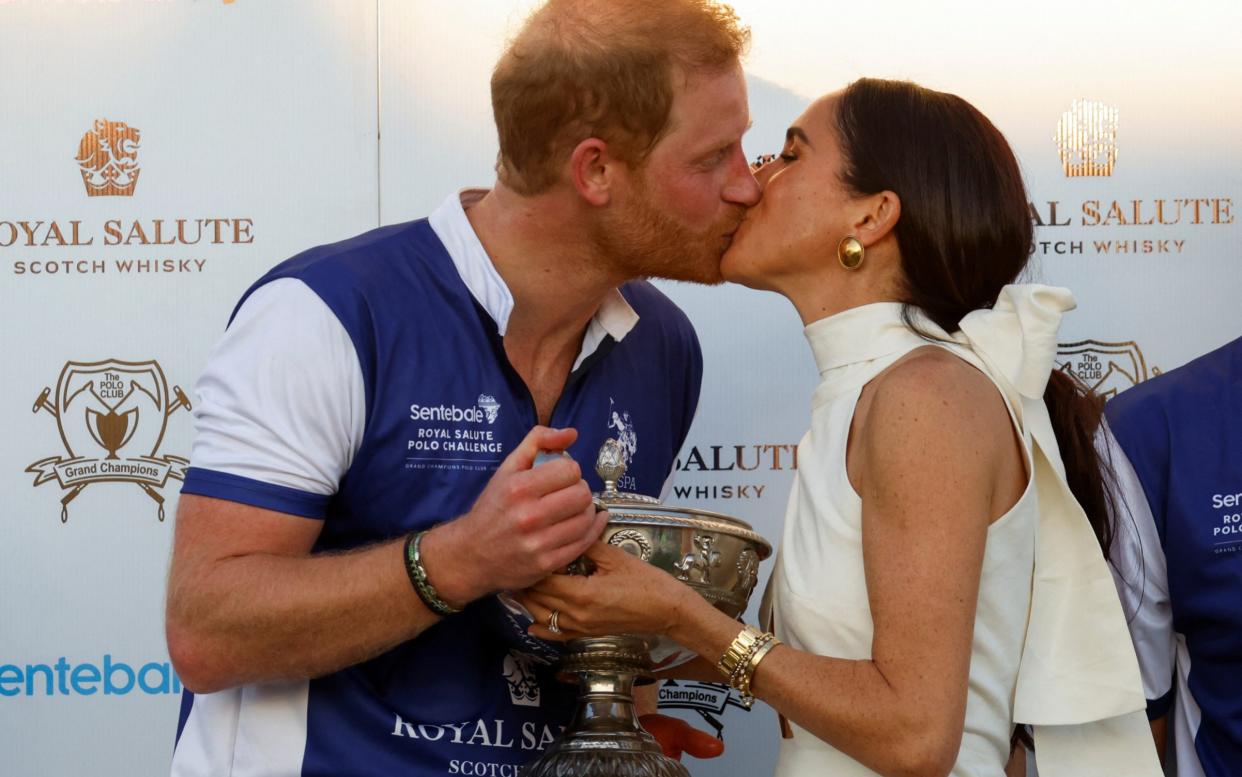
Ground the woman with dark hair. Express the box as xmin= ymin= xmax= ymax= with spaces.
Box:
xmin=517 ymin=79 xmax=1162 ymax=777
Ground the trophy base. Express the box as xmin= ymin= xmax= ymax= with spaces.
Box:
xmin=521 ymin=636 xmax=690 ymax=777
xmin=522 ymin=750 xmax=688 ymax=777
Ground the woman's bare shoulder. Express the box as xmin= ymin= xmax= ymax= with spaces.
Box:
xmin=861 ymin=345 xmax=1013 ymax=458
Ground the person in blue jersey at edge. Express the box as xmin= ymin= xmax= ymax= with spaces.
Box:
xmin=164 ymin=1 xmax=759 ymax=775
xmin=1103 ymin=335 xmax=1242 ymax=777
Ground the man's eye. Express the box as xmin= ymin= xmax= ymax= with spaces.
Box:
xmin=779 ymin=153 xmax=797 ymax=163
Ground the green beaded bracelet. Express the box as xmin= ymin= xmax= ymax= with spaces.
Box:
xmin=403 ymin=530 xmax=461 ymax=617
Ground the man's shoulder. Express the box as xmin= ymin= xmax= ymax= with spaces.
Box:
xmin=618 ymin=280 xmax=697 ymax=345
xmin=265 ymin=218 xmax=437 ymax=287
xmin=1107 ymin=335 xmax=1241 ymax=431
xmin=231 ymin=218 xmax=454 ymax=326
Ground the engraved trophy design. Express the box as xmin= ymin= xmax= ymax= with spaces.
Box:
xmin=520 ymin=440 xmax=772 ymax=777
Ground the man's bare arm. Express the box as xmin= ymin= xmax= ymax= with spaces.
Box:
xmin=166 ymin=426 xmax=606 ymax=693
xmin=165 ymin=495 xmax=436 ymax=692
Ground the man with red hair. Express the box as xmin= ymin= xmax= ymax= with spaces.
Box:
xmin=166 ymin=2 xmax=760 ymax=775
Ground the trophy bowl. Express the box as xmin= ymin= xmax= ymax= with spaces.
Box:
xmin=516 ymin=440 xmax=773 ymax=777
xmin=589 ymin=491 xmax=770 ymax=670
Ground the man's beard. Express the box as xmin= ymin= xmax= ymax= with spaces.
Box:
xmin=591 ymin=182 xmax=742 ymax=285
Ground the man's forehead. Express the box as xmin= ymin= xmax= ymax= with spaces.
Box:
xmin=663 ymin=66 xmax=750 ymax=145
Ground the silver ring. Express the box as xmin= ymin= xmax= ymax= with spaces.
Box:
xmin=547 ymin=609 xmax=562 ymax=634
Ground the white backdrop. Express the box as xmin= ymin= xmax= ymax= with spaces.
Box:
xmin=1 ymin=1 xmax=1239 ymax=775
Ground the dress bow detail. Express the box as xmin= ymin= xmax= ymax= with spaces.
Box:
xmin=956 ymin=284 xmax=1076 ymax=401
xmin=957 ymin=284 xmax=1159 ymax=776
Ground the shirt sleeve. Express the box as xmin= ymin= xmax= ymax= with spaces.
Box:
xmin=1100 ymin=421 xmax=1176 ymax=718
xmin=180 ymin=278 xmax=366 ymax=518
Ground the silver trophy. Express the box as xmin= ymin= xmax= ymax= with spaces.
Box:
xmin=518 ymin=439 xmax=772 ymax=777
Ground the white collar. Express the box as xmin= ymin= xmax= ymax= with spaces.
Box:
xmin=428 ymin=189 xmax=639 ymax=370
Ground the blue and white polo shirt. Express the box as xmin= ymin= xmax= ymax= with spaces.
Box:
xmin=170 ymin=190 xmax=703 ymax=777
xmin=1105 ymin=336 xmax=1242 ymax=777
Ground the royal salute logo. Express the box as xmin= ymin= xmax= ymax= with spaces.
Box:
xmin=26 ymin=360 xmax=190 ymax=522
xmin=669 ymin=442 xmax=799 ymax=502
xmin=1032 ymin=98 xmax=1234 ymax=257
xmin=75 ymin=119 xmax=142 ymax=197
xmin=6 ymin=114 xmax=258 ymax=276
xmin=1055 ymin=100 xmax=1119 ymax=178
xmin=1055 ymin=340 xmax=1161 ymax=398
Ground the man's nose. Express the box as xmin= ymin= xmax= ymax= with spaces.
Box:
xmin=723 ymin=148 xmax=762 ymax=207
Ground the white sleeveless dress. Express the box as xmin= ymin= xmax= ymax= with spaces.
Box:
xmin=764 ymin=285 xmax=1162 ymax=777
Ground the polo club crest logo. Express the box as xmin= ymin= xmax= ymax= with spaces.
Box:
xmin=75 ymin=119 xmax=141 ymax=197
xmin=1056 ymin=340 xmax=1161 ymax=399
xmin=27 ymin=359 xmax=191 ymax=522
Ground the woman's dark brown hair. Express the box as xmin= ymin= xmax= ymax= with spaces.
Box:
xmin=833 ymin=78 xmax=1115 ymax=560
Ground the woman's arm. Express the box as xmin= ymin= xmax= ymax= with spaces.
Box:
xmin=522 ymin=351 xmax=1020 ymax=777
xmin=652 ymin=657 xmax=725 ymax=683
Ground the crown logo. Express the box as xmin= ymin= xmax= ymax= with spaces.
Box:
xmin=1055 ymin=100 xmax=1119 ymax=178
xmin=502 ymin=651 xmax=541 ymax=707
xmin=75 ymin=119 xmax=141 ymax=197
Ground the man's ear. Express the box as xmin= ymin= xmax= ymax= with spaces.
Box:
xmin=569 ymin=138 xmax=615 ymax=207
xmin=853 ymin=190 xmax=901 ymax=247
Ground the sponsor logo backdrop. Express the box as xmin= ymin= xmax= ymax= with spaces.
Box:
xmin=0 ymin=2 xmax=378 ymax=775
xmin=1 ymin=1 xmax=1238 ymax=775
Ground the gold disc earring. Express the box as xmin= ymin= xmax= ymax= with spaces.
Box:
xmin=838 ymin=236 xmax=865 ymax=270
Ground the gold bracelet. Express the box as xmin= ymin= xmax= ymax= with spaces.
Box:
xmin=738 ymin=633 xmax=781 ymax=700
xmin=733 ymin=631 xmax=771 ymax=681
xmin=717 ymin=625 xmax=763 ymax=682
xmin=718 ymin=626 xmax=779 ymax=709
xmin=729 ymin=631 xmax=769 ymax=687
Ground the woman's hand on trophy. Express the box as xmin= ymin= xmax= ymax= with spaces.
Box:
xmin=516 ymin=541 xmax=696 ymax=640
xmin=421 ymin=426 xmax=608 ymax=608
